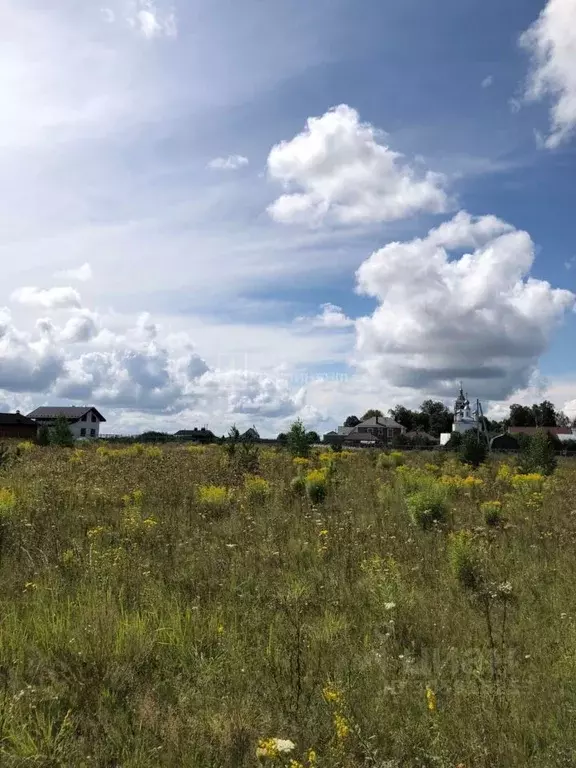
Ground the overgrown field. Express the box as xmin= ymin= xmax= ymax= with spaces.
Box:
xmin=0 ymin=443 xmax=576 ymax=767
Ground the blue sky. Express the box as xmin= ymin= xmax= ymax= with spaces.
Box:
xmin=1 ymin=0 xmax=575 ymax=434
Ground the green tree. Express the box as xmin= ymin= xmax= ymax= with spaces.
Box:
xmin=519 ymin=429 xmax=558 ymax=476
xmin=306 ymin=431 xmax=320 ymax=445
xmin=444 ymin=431 xmax=463 ymax=451
xmin=459 ymin=430 xmax=487 ymax=468
xmin=556 ymin=411 xmax=571 ymax=428
xmin=361 ymin=409 xmax=383 ymax=421
xmin=388 ymin=406 xmax=416 ymax=432
xmin=509 ymin=404 xmax=536 ymax=427
xmin=50 ymin=415 xmax=74 ymax=447
xmin=37 ymin=425 xmax=51 ymax=446
xmin=420 ymin=400 xmax=453 ymax=438
xmin=276 ymin=433 xmax=287 ymax=445
xmin=286 ymin=419 xmax=311 ymax=458
xmin=343 ymin=415 xmax=361 ymax=428
xmin=532 ymin=400 xmax=557 ymax=427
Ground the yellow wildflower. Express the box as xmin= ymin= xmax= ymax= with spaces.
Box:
xmin=307 ymin=749 xmax=317 ymax=765
xmin=334 ymin=712 xmax=350 ymax=741
xmin=0 ymin=488 xmax=16 ymax=513
xmin=496 ymin=463 xmax=514 ymax=482
xmin=197 ymin=485 xmax=231 ymax=506
xmin=244 ymin=475 xmax=271 ymax=503
xmin=426 ymin=685 xmax=437 ymax=713
xmin=511 ymin=473 xmax=544 ymax=491
xmin=323 ymin=683 xmax=343 ymax=705
xmin=87 ymin=525 xmax=107 ymax=539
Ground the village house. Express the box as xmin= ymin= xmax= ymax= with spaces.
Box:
xmin=0 ymin=412 xmax=38 ymax=440
xmin=326 ymin=415 xmax=406 ymax=447
xmin=174 ymin=428 xmax=215 ymax=444
xmin=27 ymin=407 xmax=106 ymax=439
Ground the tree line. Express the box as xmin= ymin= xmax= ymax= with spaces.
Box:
xmin=339 ymin=399 xmax=575 ymax=439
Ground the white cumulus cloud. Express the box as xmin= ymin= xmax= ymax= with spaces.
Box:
xmin=520 ymin=0 xmax=576 ymax=148
xmin=355 ymin=211 xmax=575 ymax=399
xmin=125 ymin=0 xmax=177 ymax=39
xmin=11 ymin=286 xmax=82 ymax=310
xmin=54 ymin=263 xmax=93 ymax=282
xmin=267 ymin=104 xmax=449 ymax=226
xmin=208 ymin=155 xmax=250 ymax=171
xmin=301 ymin=303 xmax=354 ymax=329
xmin=0 ymin=297 xmax=306 ymax=429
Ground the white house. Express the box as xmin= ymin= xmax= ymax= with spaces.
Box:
xmin=27 ymin=406 xmax=106 ymax=439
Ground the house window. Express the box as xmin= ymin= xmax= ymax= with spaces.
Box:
xmin=80 ymin=428 xmax=86 ymax=437
xmin=91 ymin=414 xmax=97 ymax=422
xmin=81 ymin=414 xmax=87 ymax=422
xmin=90 ymin=429 xmax=96 ymax=437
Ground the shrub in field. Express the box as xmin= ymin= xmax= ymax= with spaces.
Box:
xmin=37 ymin=425 xmax=50 ymax=446
xmin=395 ymin=465 xmax=437 ymax=494
xmin=197 ymin=484 xmax=232 ymax=511
xmin=448 ymin=530 xmax=484 ymax=592
xmin=50 ymin=414 xmax=75 ymax=447
xmin=481 ymin=500 xmax=504 ymax=527
xmin=286 ymin=418 xmax=312 ymax=459
xmin=244 ymin=475 xmax=271 ymax=504
xmin=0 ymin=443 xmax=11 ymax=470
xmin=511 ymin=472 xmax=545 ymax=492
xmin=439 ymin=474 xmax=483 ymax=494
xmin=518 ymin=429 xmax=558 ymax=476
xmin=17 ymin=441 xmax=35 ymax=453
xmin=290 ymin=474 xmax=306 ymax=496
xmin=443 ymin=431 xmax=463 ymax=451
xmin=0 ymin=488 xmax=16 ymax=515
xmin=406 ymin=487 xmax=448 ymax=530
xmin=305 ymin=468 xmax=328 ymax=504
xmin=459 ymin=430 xmax=487 ymax=468
xmin=378 ymin=451 xmax=405 ymax=469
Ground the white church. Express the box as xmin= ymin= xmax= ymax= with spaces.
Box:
xmin=440 ymin=385 xmax=483 ymax=446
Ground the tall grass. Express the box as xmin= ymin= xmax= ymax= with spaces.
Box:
xmin=0 ymin=445 xmax=574 ymax=766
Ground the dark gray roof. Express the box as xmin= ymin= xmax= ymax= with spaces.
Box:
xmin=358 ymin=416 xmax=404 ymax=429
xmin=175 ymin=428 xmax=214 ymax=437
xmin=27 ymin=406 xmax=106 ymax=422
xmin=0 ymin=412 xmax=37 ymax=426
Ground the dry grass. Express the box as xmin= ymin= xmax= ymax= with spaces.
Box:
xmin=0 ymin=443 xmax=575 ymax=766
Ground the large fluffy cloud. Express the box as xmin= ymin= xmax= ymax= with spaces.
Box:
xmin=0 ymin=309 xmax=65 ymax=393
xmin=11 ymin=287 xmax=82 ymax=310
xmin=267 ymin=105 xmax=449 ymax=226
xmin=520 ymin=0 xmax=576 ymax=148
xmin=0 ymin=290 xmax=306 ymax=431
xmin=355 ymin=211 xmax=575 ymax=399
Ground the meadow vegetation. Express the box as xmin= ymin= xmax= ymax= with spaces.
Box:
xmin=0 ymin=440 xmax=574 ymax=766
